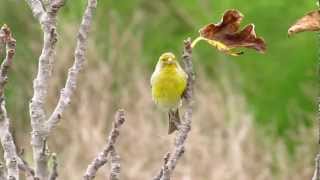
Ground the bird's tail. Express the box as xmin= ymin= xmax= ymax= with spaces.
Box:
xmin=168 ymin=109 xmax=181 ymax=134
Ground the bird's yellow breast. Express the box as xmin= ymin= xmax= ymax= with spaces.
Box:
xmin=151 ymin=65 xmax=187 ymax=109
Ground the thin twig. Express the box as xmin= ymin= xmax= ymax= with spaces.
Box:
xmin=109 ymin=147 xmax=120 ymax=180
xmin=47 ymin=0 xmax=97 ymax=132
xmin=83 ymin=109 xmax=126 ymax=180
xmin=153 ymin=38 xmax=194 ymax=180
xmin=0 ymin=24 xmax=19 ymax=180
xmin=48 ymin=153 xmax=58 ymax=180
xmin=0 ymin=24 xmax=15 ymax=97
xmin=153 ymin=153 xmax=170 ymax=180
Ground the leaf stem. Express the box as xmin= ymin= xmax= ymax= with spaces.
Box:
xmin=191 ymin=36 xmax=203 ymax=48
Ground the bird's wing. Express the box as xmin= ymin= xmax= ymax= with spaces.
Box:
xmin=151 ymin=61 xmax=162 ymax=87
xmin=150 ymin=71 xmax=155 ymax=87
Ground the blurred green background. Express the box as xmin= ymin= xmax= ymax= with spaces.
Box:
xmin=0 ymin=0 xmax=317 ymax=151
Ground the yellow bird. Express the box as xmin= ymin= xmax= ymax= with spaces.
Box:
xmin=151 ymin=52 xmax=188 ymax=134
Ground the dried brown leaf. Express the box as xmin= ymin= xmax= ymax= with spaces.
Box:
xmin=288 ymin=10 xmax=320 ymax=36
xmin=193 ymin=9 xmax=266 ymax=55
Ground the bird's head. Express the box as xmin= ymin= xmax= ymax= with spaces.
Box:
xmin=158 ymin=52 xmax=177 ymax=66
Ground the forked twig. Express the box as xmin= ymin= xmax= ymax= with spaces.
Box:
xmin=84 ymin=109 xmax=126 ymax=180
xmin=25 ymin=0 xmax=97 ymax=178
xmin=25 ymin=0 xmax=65 ymax=178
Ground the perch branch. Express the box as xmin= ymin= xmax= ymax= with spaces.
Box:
xmin=153 ymin=38 xmax=194 ymax=180
xmin=25 ymin=0 xmax=65 ymax=179
xmin=83 ymin=109 xmax=126 ymax=180
xmin=0 ymin=24 xmax=19 ymax=180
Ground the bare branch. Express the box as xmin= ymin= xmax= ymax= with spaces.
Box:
xmin=153 ymin=39 xmax=194 ymax=180
xmin=48 ymin=154 xmax=58 ymax=180
xmin=47 ymin=0 xmax=65 ymax=17
xmin=109 ymin=147 xmax=120 ymax=180
xmin=25 ymin=0 xmax=65 ymax=178
xmin=26 ymin=0 xmax=98 ymax=178
xmin=152 ymin=153 xmax=170 ymax=180
xmin=84 ymin=109 xmax=126 ymax=180
xmin=47 ymin=0 xmax=97 ymax=132
xmin=0 ymin=24 xmax=19 ymax=180
xmin=0 ymin=118 xmax=19 ymax=180
xmin=25 ymin=0 xmax=46 ymax=21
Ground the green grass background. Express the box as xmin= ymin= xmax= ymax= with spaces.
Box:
xmin=0 ymin=0 xmax=317 ymax=150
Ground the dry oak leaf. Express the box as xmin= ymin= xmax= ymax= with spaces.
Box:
xmin=192 ymin=9 xmax=266 ymax=56
xmin=288 ymin=10 xmax=320 ymax=36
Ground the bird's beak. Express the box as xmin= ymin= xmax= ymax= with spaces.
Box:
xmin=167 ymin=58 xmax=174 ymax=64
